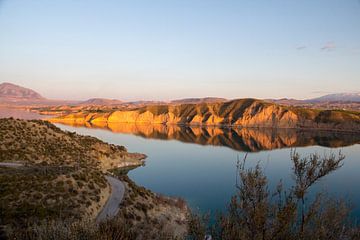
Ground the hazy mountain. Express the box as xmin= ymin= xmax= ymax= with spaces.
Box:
xmin=265 ymin=98 xmax=305 ymax=105
xmin=0 ymin=82 xmax=45 ymax=101
xmin=124 ymin=100 xmax=166 ymax=106
xmin=266 ymin=93 xmax=360 ymax=112
xmin=170 ymin=97 xmax=227 ymax=104
xmin=0 ymin=82 xmax=79 ymax=106
xmin=79 ymin=98 xmax=123 ymax=106
xmin=308 ymin=93 xmax=360 ymax=103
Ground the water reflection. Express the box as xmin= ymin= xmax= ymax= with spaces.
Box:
xmin=55 ymin=122 xmax=360 ymax=219
xmin=56 ymin=121 xmax=360 ymax=152
xmin=0 ymin=107 xmax=49 ymax=120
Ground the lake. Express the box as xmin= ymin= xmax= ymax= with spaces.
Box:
xmin=2 ymin=107 xmax=359 ymax=218
xmin=0 ymin=107 xmax=48 ymax=120
xmin=54 ymin=122 xmax=360 ymax=219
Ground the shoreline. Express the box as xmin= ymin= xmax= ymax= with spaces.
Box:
xmin=49 ymin=118 xmax=360 ymax=134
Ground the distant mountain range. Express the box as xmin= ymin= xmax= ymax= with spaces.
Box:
xmin=0 ymin=82 xmax=228 ymax=107
xmin=170 ymin=97 xmax=227 ymax=104
xmin=308 ymin=93 xmax=360 ymax=103
xmin=78 ymin=98 xmax=123 ymax=106
xmin=267 ymin=93 xmax=360 ymax=105
xmin=1 ymin=82 xmax=359 ymax=107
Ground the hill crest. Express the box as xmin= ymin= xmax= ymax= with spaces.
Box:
xmin=50 ymin=98 xmax=360 ymax=132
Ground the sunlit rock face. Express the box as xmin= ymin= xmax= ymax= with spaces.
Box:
xmin=52 ymin=121 xmax=360 ymax=152
xmin=50 ymin=99 xmax=360 ymax=132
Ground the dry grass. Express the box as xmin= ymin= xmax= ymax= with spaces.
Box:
xmin=118 ymin=175 xmax=189 ymax=239
xmin=0 ymin=118 xmax=186 ymax=240
xmin=0 ymin=118 xmax=136 ymax=232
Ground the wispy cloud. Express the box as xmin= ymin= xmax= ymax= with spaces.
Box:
xmin=296 ymin=45 xmax=307 ymax=50
xmin=321 ymin=42 xmax=336 ymax=51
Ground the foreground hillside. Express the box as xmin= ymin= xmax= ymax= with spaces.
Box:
xmin=0 ymin=118 xmax=145 ymax=170
xmin=0 ymin=118 xmax=145 ymax=227
xmin=0 ymin=118 xmax=189 ymax=239
xmin=50 ymin=98 xmax=360 ymax=132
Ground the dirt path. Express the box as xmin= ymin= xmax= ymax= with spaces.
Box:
xmin=0 ymin=162 xmax=125 ymax=223
xmin=0 ymin=162 xmax=24 ymax=168
xmin=96 ymin=175 xmax=125 ymax=223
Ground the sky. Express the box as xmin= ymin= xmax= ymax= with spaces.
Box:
xmin=0 ymin=0 xmax=360 ymax=101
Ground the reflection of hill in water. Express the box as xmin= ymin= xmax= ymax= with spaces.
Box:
xmin=61 ymin=122 xmax=360 ymax=152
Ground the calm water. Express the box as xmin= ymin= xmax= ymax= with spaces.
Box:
xmin=0 ymin=107 xmax=47 ymax=119
xmin=54 ymin=123 xmax=360 ymax=219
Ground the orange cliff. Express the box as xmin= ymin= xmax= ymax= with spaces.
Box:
xmin=49 ymin=98 xmax=360 ymax=132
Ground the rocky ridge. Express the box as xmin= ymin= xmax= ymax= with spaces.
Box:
xmin=50 ymin=99 xmax=360 ymax=132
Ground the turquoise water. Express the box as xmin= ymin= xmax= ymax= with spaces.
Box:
xmin=56 ymin=123 xmax=360 ymax=219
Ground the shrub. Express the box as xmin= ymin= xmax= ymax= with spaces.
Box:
xmin=188 ymin=151 xmax=360 ymax=240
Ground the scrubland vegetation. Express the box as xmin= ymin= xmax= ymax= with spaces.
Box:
xmin=0 ymin=118 xmax=127 ymax=167
xmin=118 ymin=175 xmax=188 ymax=239
xmin=0 ymin=118 xmax=187 ymax=239
xmin=0 ymin=118 xmax=141 ymax=237
xmin=5 ymin=173 xmax=188 ymax=240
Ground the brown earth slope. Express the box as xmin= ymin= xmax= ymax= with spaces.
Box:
xmin=0 ymin=118 xmax=189 ymax=240
xmin=50 ymin=98 xmax=360 ymax=132
xmin=0 ymin=118 xmax=145 ymax=227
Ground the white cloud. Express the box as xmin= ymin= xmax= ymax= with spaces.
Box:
xmin=321 ymin=42 xmax=336 ymax=51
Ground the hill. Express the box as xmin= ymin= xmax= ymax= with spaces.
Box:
xmin=308 ymin=92 xmax=360 ymax=103
xmin=170 ymin=97 xmax=227 ymax=104
xmin=0 ymin=82 xmax=44 ymax=101
xmin=0 ymin=118 xmax=145 ymax=227
xmin=0 ymin=82 xmax=80 ymax=106
xmin=0 ymin=118 xmax=189 ymax=239
xmin=50 ymin=98 xmax=360 ymax=132
xmin=269 ymin=96 xmax=360 ymax=112
xmin=79 ymin=98 xmax=123 ymax=106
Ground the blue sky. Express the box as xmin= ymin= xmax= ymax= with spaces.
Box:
xmin=0 ymin=0 xmax=359 ymax=101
